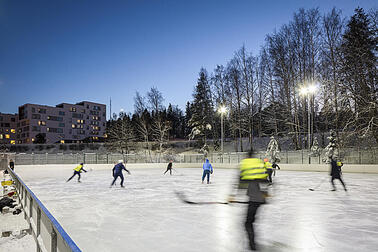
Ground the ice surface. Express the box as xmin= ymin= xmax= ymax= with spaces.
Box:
xmin=12 ymin=166 xmax=378 ymax=252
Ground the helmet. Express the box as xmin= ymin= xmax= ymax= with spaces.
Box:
xmin=80 ymin=163 xmax=84 ymax=165
xmin=118 ymin=160 xmax=123 ymax=163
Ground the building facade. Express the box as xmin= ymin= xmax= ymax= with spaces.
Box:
xmin=0 ymin=113 xmax=18 ymax=145
xmin=17 ymin=101 xmax=106 ymax=144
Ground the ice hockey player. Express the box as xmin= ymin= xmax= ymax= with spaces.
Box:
xmin=264 ymin=158 xmax=274 ymax=184
xmin=66 ymin=163 xmax=87 ymax=183
xmin=229 ymin=149 xmax=269 ymax=250
xmin=110 ymin=160 xmax=131 ymax=188
xmin=272 ymin=162 xmax=281 ymax=176
xmin=201 ymin=159 xmax=213 ymax=184
xmin=164 ymin=160 xmax=173 ymax=175
xmin=330 ymin=158 xmax=347 ymax=191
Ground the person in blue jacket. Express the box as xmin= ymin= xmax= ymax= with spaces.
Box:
xmin=202 ymin=159 xmax=213 ymax=184
xmin=110 ymin=160 xmax=130 ymax=188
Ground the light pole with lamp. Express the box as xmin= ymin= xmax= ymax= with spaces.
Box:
xmin=300 ymin=84 xmax=317 ymax=150
xmin=218 ymin=106 xmax=227 ymax=162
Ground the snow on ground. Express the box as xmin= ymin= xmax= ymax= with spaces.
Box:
xmin=9 ymin=166 xmax=378 ymax=252
xmin=0 ymin=172 xmax=36 ymax=252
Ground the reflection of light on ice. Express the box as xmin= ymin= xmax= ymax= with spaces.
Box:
xmin=14 ymin=166 xmax=378 ymax=252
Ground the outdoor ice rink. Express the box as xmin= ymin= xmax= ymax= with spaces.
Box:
xmin=15 ymin=166 xmax=378 ymax=252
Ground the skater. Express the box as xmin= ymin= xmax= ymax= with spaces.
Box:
xmin=229 ymin=150 xmax=269 ymax=250
xmin=330 ymin=158 xmax=347 ymax=191
xmin=3 ymin=159 xmax=14 ymax=175
xmin=272 ymin=162 xmax=281 ymax=176
xmin=164 ymin=160 xmax=173 ymax=175
xmin=66 ymin=163 xmax=87 ymax=183
xmin=9 ymin=159 xmax=14 ymax=171
xmin=201 ymin=159 xmax=213 ymax=184
xmin=110 ymin=160 xmax=130 ymax=188
xmin=264 ymin=158 xmax=273 ymax=184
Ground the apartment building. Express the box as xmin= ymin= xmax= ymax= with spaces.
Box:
xmin=17 ymin=101 xmax=106 ymax=144
xmin=0 ymin=113 xmax=18 ymax=144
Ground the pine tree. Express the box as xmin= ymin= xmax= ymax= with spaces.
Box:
xmin=189 ymin=68 xmax=214 ymax=145
xmin=340 ymin=8 xmax=378 ymax=142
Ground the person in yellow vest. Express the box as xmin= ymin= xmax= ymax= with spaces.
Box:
xmin=230 ymin=149 xmax=269 ymax=250
xmin=66 ymin=163 xmax=87 ymax=183
xmin=264 ymin=158 xmax=274 ymax=184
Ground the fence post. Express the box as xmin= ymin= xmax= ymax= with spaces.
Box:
xmin=107 ymin=153 xmax=109 ymax=164
xmin=286 ymin=150 xmax=288 ymax=164
xmin=51 ymin=227 xmax=57 ymax=252
xmin=45 ymin=153 xmax=48 ymax=165
xmin=96 ymin=153 xmax=98 ymax=164
xmin=301 ymin=149 xmax=303 ymax=164
xmin=84 ymin=153 xmax=86 ymax=164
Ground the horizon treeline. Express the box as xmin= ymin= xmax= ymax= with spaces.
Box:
xmin=106 ymin=7 xmax=377 ymax=154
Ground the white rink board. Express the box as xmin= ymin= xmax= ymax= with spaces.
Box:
xmin=14 ymin=165 xmax=378 ymax=252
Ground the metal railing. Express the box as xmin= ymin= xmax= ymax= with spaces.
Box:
xmin=7 ymin=148 xmax=378 ymax=165
xmin=6 ymin=167 xmax=81 ymax=252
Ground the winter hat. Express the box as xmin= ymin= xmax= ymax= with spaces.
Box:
xmin=118 ymin=160 xmax=123 ymax=163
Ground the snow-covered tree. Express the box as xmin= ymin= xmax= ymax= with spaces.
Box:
xmin=189 ymin=69 xmax=214 ymax=145
xmin=266 ymin=136 xmax=281 ymax=162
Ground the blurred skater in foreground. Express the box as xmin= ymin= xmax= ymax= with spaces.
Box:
xmin=111 ymin=160 xmax=130 ymax=188
xmin=330 ymin=158 xmax=347 ymax=191
xmin=201 ymin=159 xmax=213 ymax=184
xmin=229 ymin=150 xmax=269 ymax=250
xmin=66 ymin=163 xmax=87 ymax=183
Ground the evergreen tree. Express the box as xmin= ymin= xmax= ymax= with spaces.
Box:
xmin=340 ymin=8 xmax=378 ymax=142
xmin=189 ymin=68 xmax=214 ymax=144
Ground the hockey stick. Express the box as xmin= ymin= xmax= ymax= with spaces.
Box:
xmin=309 ymin=177 xmax=328 ymax=191
xmin=174 ymin=191 xmax=248 ymax=205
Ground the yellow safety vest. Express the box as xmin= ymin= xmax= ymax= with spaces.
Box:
xmin=264 ymin=161 xmax=273 ymax=169
xmin=74 ymin=165 xmax=83 ymax=172
xmin=240 ymin=158 xmax=268 ymax=181
xmin=337 ymin=162 xmax=343 ymax=167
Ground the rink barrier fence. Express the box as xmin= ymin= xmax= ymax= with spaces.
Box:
xmin=4 ymin=148 xmax=378 ymax=165
xmin=6 ymin=167 xmax=81 ymax=252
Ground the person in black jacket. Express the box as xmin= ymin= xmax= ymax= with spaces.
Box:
xmin=330 ymin=158 xmax=347 ymax=191
xmin=9 ymin=159 xmax=14 ymax=171
xmin=164 ymin=160 xmax=173 ymax=175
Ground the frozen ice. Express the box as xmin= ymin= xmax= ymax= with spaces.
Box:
xmin=12 ymin=166 xmax=378 ymax=252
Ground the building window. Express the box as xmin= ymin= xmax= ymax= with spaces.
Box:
xmin=38 ymin=108 xmax=46 ymax=114
xmin=5 ymin=134 xmax=10 ymax=139
xmin=32 ymin=126 xmax=41 ymax=132
xmin=77 ymin=119 xmax=84 ymax=124
xmin=32 ymin=107 xmax=35 ymax=113
xmin=81 ymin=109 xmax=85 ymax=113
xmin=32 ymin=114 xmax=41 ymax=119
xmin=10 ymin=140 xmax=15 ymax=144
xmin=60 ymin=140 xmax=65 ymax=144
xmin=70 ymin=107 xmax=77 ymax=112
xmin=48 ymin=116 xmax=63 ymax=121
xmin=72 ymin=124 xmax=76 ymax=128
xmin=59 ymin=111 xmax=65 ymax=116
xmin=59 ymin=123 xmax=65 ymax=127
xmin=72 ymin=113 xmax=83 ymax=119
xmin=0 ymin=116 xmax=2 ymax=121
xmin=11 ymin=129 xmax=16 ymax=133
xmin=38 ymin=121 xmax=46 ymax=126
xmin=11 ymin=117 xmax=15 ymax=122
xmin=0 ymin=134 xmax=2 ymax=139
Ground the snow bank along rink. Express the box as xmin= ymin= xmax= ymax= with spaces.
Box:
xmin=0 ymin=172 xmax=36 ymax=252
xmin=13 ymin=164 xmax=378 ymax=252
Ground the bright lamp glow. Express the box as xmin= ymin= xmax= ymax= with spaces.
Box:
xmin=219 ymin=106 xmax=227 ymax=114
xmin=308 ymin=85 xmax=317 ymax=93
xmin=299 ymin=87 xmax=308 ymax=96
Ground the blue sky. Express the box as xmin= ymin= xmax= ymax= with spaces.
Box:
xmin=0 ymin=0 xmax=376 ymax=118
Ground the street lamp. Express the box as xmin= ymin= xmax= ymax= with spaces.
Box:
xmin=300 ymin=84 xmax=317 ymax=150
xmin=218 ymin=106 xmax=227 ymax=158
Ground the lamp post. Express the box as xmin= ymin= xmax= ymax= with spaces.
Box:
xmin=218 ymin=106 xmax=227 ymax=160
xmin=300 ymin=85 xmax=317 ymax=150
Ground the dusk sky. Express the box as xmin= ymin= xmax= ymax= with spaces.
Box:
xmin=0 ymin=0 xmax=376 ymax=118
